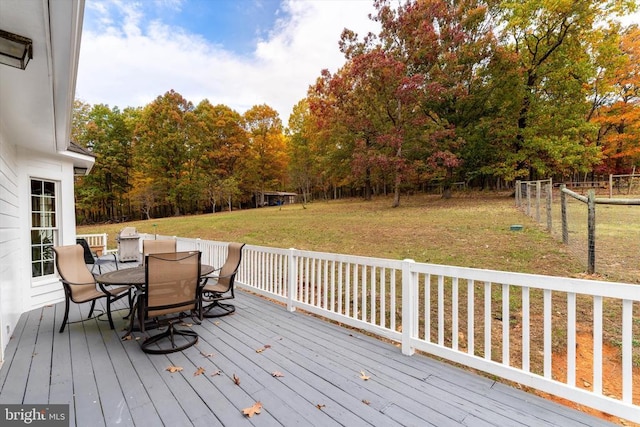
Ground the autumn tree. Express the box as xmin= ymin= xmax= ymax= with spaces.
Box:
xmin=242 ymin=104 xmax=289 ymax=207
xmin=495 ymin=0 xmax=636 ymax=180
xmin=134 ymin=90 xmax=198 ymax=216
xmin=194 ymin=101 xmax=248 ymax=212
xmin=591 ymin=25 xmax=640 ymax=174
xmin=72 ymin=102 xmax=134 ymax=221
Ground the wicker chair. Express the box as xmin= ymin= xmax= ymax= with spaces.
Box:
xmin=138 ymin=251 xmax=202 ymax=354
xmin=200 ymin=242 xmax=245 ymax=318
xmin=53 ymin=244 xmax=132 ymax=333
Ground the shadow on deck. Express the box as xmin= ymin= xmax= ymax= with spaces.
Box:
xmin=0 ymin=289 xmax=615 ymax=426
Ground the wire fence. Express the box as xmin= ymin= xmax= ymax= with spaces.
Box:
xmin=516 ymin=179 xmax=640 ymax=284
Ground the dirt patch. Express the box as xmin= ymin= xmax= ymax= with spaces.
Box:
xmin=537 ymin=333 xmax=640 ymax=425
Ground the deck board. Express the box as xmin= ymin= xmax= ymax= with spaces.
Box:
xmin=0 ymin=275 xmax=617 ymax=426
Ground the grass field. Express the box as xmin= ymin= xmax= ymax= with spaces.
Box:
xmin=78 ymin=192 xmax=595 ymax=279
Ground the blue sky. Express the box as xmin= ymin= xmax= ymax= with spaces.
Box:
xmin=75 ymin=1 xmax=639 ymax=124
xmin=75 ymin=0 xmax=379 ymax=123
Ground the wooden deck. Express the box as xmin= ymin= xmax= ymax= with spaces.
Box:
xmin=0 ymin=279 xmax=616 ymax=426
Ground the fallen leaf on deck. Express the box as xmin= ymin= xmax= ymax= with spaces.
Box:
xmin=256 ymin=344 xmax=270 ymax=353
xmin=166 ymin=366 xmax=183 ymax=373
xmin=194 ymin=367 xmax=205 ymax=376
xmin=211 ymin=370 xmax=221 ymax=376
xmin=180 ymin=322 xmax=192 ymax=327
xmin=271 ymin=371 xmax=284 ymax=377
xmin=362 ymin=399 xmax=371 ymax=405
xmin=242 ymin=401 xmax=262 ymax=418
xmin=360 ymin=370 xmax=370 ymax=381
xmin=316 ymin=404 xmax=326 ymax=410
xmin=233 ymin=373 xmax=241 ymax=385
xmin=122 ymin=335 xmax=133 ymax=341
xmin=200 ymin=352 xmax=214 ymax=358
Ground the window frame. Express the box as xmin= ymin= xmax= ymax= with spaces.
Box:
xmin=30 ymin=178 xmax=59 ymax=279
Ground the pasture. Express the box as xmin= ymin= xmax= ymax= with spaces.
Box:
xmin=79 ymin=192 xmax=592 ymax=280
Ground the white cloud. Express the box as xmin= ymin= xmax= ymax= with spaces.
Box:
xmin=75 ymin=0 xmax=380 ymax=124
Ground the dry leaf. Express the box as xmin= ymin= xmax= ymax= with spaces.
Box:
xmin=180 ymin=322 xmax=193 ymax=327
xmin=122 ymin=335 xmax=133 ymax=341
xmin=316 ymin=404 xmax=325 ymax=410
xmin=200 ymin=352 xmax=214 ymax=358
xmin=242 ymin=401 xmax=262 ymax=418
xmin=166 ymin=365 xmax=183 ymax=373
xmin=194 ymin=367 xmax=205 ymax=376
xmin=271 ymin=371 xmax=284 ymax=377
xmin=214 ymin=321 xmax=220 ymax=325
xmin=211 ymin=370 xmax=221 ymax=376
xmin=256 ymin=344 xmax=270 ymax=353
xmin=362 ymin=399 xmax=371 ymax=405
xmin=233 ymin=373 xmax=241 ymax=385
xmin=359 ymin=370 xmax=370 ymax=381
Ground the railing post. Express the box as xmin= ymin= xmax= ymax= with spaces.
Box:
xmin=287 ymin=248 xmax=297 ymax=312
xmin=401 ymin=258 xmax=416 ymax=356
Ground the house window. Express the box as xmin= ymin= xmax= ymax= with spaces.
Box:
xmin=31 ymin=179 xmax=57 ymax=278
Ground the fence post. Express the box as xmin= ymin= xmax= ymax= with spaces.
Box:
xmin=588 ymin=190 xmax=596 ymax=274
xmin=401 ymin=259 xmax=416 ymax=356
xmin=561 ymin=184 xmax=568 ymax=244
xmin=536 ymin=180 xmax=542 ymax=223
xmin=515 ymin=180 xmax=521 ymax=207
xmin=526 ymin=183 xmax=532 ymax=216
xmin=287 ymin=248 xmax=297 ymax=312
xmin=546 ymin=183 xmax=552 ymax=232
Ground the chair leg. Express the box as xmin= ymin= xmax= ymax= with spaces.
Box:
xmin=141 ymin=323 xmax=198 ymax=354
xmin=202 ymin=300 xmax=236 ymax=318
xmin=88 ymin=300 xmax=97 ymax=319
xmin=106 ymin=298 xmax=115 ymax=329
xmin=59 ymin=296 xmax=70 ymax=333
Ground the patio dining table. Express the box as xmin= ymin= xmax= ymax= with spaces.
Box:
xmin=96 ymin=264 xmax=216 ymax=289
xmin=96 ymin=263 xmax=216 ymax=337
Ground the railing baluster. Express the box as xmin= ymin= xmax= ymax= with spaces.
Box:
xmin=453 ymin=277 xmax=459 ymax=351
xmin=568 ymin=292 xmax=577 ymax=387
xmin=502 ymin=283 xmax=509 ymax=365
xmin=623 ymin=299 xmax=633 ymax=403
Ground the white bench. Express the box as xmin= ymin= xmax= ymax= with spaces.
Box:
xmin=76 ymin=233 xmax=117 ymax=256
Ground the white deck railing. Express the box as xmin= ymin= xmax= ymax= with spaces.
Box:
xmin=95 ymin=233 xmax=640 ymax=422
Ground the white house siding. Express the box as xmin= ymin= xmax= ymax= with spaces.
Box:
xmin=0 ymin=135 xmax=21 ymax=362
xmin=0 ymin=141 xmax=78 ymax=363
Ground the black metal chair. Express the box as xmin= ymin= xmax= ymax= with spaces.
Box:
xmin=138 ymin=251 xmax=202 ymax=354
xmin=76 ymin=238 xmax=118 ymax=274
xmin=53 ymin=244 xmax=132 ymax=333
xmin=200 ymin=243 xmax=245 ymax=318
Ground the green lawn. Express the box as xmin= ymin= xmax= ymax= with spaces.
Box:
xmin=78 ymin=192 xmax=592 ymax=279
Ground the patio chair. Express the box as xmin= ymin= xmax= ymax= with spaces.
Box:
xmin=200 ymin=242 xmax=245 ymax=318
xmin=138 ymin=251 xmax=202 ymax=354
xmin=142 ymin=239 xmax=177 ymax=263
xmin=53 ymin=244 xmax=132 ymax=333
xmin=76 ymin=238 xmax=118 ymax=274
